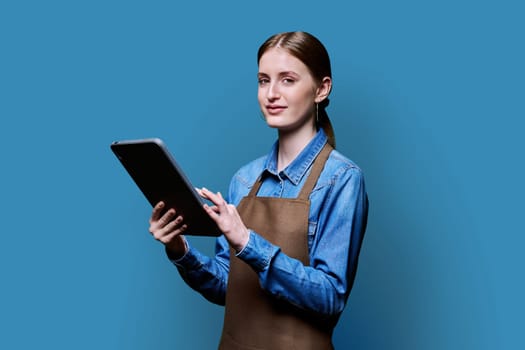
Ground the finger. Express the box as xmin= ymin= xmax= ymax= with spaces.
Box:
xmin=152 ymin=215 xmax=183 ymax=239
xmin=150 ymin=208 xmax=176 ymax=232
xmin=150 ymin=201 xmax=165 ymax=223
xmin=159 ymin=224 xmax=188 ymax=244
xmin=216 ymin=192 xmax=232 ymax=211
xmin=207 ymin=205 xmax=220 ymax=213
xmin=216 ymin=192 xmax=229 ymax=213
xmin=160 ymin=208 xmax=177 ymax=226
xmin=204 ymin=203 xmax=221 ymax=220
xmin=205 ymin=189 xmax=227 ymax=208
xmin=201 ymin=188 xmax=222 ymax=205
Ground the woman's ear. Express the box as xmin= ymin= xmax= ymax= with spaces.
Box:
xmin=315 ymin=77 xmax=332 ymax=103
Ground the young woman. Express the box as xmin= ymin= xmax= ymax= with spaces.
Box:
xmin=149 ymin=31 xmax=369 ymax=350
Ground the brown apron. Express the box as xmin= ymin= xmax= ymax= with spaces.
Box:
xmin=219 ymin=143 xmax=335 ymax=350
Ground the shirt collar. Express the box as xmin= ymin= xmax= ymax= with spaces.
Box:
xmin=263 ymin=129 xmax=328 ymax=185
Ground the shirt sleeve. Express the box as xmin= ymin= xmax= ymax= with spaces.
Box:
xmin=165 ymin=176 xmax=243 ymax=306
xmin=236 ymin=166 xmax=368 ymax=318
xmin=167 ymin=235 xmax=230 ymax=305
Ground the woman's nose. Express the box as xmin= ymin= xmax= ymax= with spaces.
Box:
xmin=267 ymin=82 xmax=280 ymax=100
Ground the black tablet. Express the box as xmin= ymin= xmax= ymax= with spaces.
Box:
xmin=111 ymin=138 xmax=221 ymax=237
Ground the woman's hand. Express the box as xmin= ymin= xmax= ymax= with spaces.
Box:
xmin=199 ymin=188 xmax=249 ymax=253
xmin=149 ymin=201 xmax=188 ymax=258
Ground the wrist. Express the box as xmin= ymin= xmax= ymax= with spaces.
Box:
xmin=233 ymin=229 xmax=250 ymax=254
xmin=165 ymin=235 xmax=188 ymax=259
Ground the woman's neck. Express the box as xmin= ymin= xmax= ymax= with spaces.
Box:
xmin=277 ymin=126 xmax=317 ymax=172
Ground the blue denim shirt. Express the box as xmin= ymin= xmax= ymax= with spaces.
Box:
xmin=170 ymin=129 xmax=368 ymax=319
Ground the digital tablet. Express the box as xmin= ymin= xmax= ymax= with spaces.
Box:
xmin=110 ymin=138 xmax=221 ymax=237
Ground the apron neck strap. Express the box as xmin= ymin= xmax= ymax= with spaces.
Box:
xmin=247 ymin=142 xmax=333 ymax=200
xmin=247 ymin=176 xmax=264 ymax=197
xmin=297 ymin=143 xmax=333 ymax=200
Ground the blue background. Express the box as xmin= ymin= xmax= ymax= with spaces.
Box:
xmin=1 ymin=0 xmax=523 ymax=349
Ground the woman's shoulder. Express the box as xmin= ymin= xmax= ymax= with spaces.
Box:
xmin=317 ymin=149 xmax=365 ymax=189
xmin=327 ymin=149 xmax=364 ymax=175
xmin=230 ymin=155 xmax=267 ymax=190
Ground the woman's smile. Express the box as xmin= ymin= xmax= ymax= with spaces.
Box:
xmin=266 ymin=104 xmax=287 ymax=115
xmin=258 ymin=48 xmax=319 ymax=132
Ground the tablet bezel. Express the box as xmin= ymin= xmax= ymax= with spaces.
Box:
xmin=111 ymin=138 xmax=221 ymax=237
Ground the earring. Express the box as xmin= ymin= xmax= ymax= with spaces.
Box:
xmin=316 ymin=103 xmax=319 ymax=124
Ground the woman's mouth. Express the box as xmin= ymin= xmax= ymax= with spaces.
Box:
xmin=266 ymin=105 xmax=287 ymax=115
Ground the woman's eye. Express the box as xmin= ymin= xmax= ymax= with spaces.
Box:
xmin=258 ymin=78 xmax=269 ymax=85
xmin=283 ymin=78 xmax=295 ymax=84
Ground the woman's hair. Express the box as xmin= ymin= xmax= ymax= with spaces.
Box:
xmin=257 ymin=31 xmax=336 ymax=148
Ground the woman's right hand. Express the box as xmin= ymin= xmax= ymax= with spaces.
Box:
xmin=149 ymin=201 xmax=188 ymax=258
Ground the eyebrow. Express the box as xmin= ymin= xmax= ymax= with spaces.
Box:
xmin=257 ymin=71 xmax=300 ymax=78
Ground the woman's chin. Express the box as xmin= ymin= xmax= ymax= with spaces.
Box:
xmin=263 ymin=117 xmax=282 ymax=129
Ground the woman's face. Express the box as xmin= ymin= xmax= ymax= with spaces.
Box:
xmin=257 ymin=48 xmax=320 ymax=133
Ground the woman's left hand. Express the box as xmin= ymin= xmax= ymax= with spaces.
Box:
xmin=199 ymin=187 xmax=249 ymax=253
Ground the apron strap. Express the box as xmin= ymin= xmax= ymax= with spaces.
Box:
xmin=247 ymin=175 xmax=264 ymax=197
xmin=247 ymin=142 xmax=333 ymax=200
xmin=297 ymin=143 xmax=333 ymax=201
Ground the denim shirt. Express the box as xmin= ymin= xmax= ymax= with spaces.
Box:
xmin=170 ymin=129 xmax=368 ymax=319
